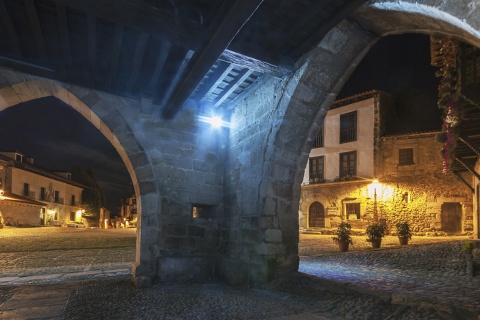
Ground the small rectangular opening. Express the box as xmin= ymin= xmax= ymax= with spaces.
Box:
xmin=192 ymin=204 xmax=215 ymax=219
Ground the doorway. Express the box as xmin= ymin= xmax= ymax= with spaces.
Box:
xmin=441 ymin=203 xmax=462 ymax=233
xmin=309 ymin=202 xmax=325 ymax=228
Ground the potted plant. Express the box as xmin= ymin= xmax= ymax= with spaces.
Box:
xmin=395 ymin=222 xmax=412 ymax=245
xmin=332 ymin=222 xmax=354 ymax=252
xmin=366 ymin=223 xmax=386 ymax=248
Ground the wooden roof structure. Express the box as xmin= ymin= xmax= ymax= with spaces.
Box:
xmin=0 ymin=0 xmax=367 ymax=118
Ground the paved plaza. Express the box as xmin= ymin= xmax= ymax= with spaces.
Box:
xmin=0 ymin=227 xmax=479 ymax=319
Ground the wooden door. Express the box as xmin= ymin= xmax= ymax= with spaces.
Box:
xmin=309 ymin=202 xmax=325 ymax=228
xmin=441 ymin=203 xmax=462 ymax=233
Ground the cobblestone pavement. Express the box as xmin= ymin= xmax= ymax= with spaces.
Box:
xmin=297 ymin=234 xmax=480 ymax=319
xmin=0 ymin=229 xmax=478 ymax=319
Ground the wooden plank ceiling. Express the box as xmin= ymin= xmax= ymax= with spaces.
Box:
xmin=0 ymin=0 xmax=367 ymax=118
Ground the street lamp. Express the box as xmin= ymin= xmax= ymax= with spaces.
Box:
xmin=369 ymin=179 xmax=381 ymax=221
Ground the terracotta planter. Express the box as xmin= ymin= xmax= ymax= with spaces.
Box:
xmin=338 ymin=241 xmax=350 ymax=252
xmin=370 ymin=238 xmax=382 ymax=248
xmin=398 ymin=236 xmax=409 ymax=245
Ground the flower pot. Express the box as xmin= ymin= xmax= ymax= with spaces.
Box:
xmin=338 ymin=241 xmax=350 ymax=252
xmin=370 ymin=238 xmax=382 ymax=248
xmin=398 ymin=236 xmax=409 ymax=245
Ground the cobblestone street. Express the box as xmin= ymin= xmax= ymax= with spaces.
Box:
xmin=0 ymin=228 xmax=479 ymax=319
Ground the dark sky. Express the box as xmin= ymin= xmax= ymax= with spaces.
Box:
xmin=338 ymin=33 xmax=442 ymax=134
xmin=0 ymin=96 xmax=133 ymax=214
xmin=0 ymin=34 xmax=440 ymax=213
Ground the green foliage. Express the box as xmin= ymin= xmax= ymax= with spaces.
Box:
xmin=366 ymin=223 xmax=386 ymax=242
xmin=332 ymin=222 xmax=354 ymax=245
xmin=464 ymin=241 xmax=474 ymax=254
xmin=395 ymin=222 xmax=412 ymax=239
xmin=70 ymin=165 xmax=105 ymax=219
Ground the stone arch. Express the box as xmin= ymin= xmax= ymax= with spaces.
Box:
xmin=232 ymin=0 xmax=480 ymax=281
xmin=0 ymin=68 xmax=158 ymax=284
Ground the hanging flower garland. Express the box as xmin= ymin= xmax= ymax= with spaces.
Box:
xmin=432 ymin=37 xmax=464 ymax=175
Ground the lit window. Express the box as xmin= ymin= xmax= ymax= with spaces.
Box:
xmin=346 ymin=203 xmax=361 ymax=219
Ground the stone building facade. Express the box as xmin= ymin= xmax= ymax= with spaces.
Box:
xmin=0 ymin=151 xmax=85 ymax=226
xmin=300 ymin=92 xmax=473 ymax=235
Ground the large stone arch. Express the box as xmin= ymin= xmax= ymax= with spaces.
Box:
xmin=0 ymin=68 xmax=159 ymax=284
xmin=226 ymin=0 xmax=480 ymax=284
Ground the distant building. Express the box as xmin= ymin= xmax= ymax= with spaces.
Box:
xmin=300 ymin=91 xmax=473 ymax=235
xmin=0 ymin=151 xmax=85 ymax=226
xmin=120 ymin=194 xmax=137 ymax=225
xmin=99 ymin=207 xmax=111 ymax=229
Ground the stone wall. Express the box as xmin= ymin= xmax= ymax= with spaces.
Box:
xmin=0 ymin=202 xmax=42 ymax=226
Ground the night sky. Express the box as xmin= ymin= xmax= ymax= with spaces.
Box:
xmin=0 ymin=33 xmax=441 ymax=214
xmin=338 ymin=33 xmax=442 ymax=133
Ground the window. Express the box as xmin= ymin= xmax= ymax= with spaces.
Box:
xmin=71 ymin=195 xmax=76 ymax=206
xmin=340 ymin=111 xmax=357 ymax=143
xmin=15 ymin=153 xmax=22 ymax=162
xmin=309 ymin=156 xmax=324 ymax=182
xmin=192 ymin=204 xmax=215 ymax=219
xmin=346 ymin=203 xmax=361 ymax=219
xmin=23 ymin=183 xmax=29 ymax=197
xmin=312 ymin=124 xmax=324 ymax=148
xmin=40 ymin=187 xmax=46 ymax=200
xmin=339 ymin=151 xmax=356 ymax=178
xmin=399 ymin=148 xmax=414 ymax=165
xmin=54 ymin=191 xmax=59 ymax=203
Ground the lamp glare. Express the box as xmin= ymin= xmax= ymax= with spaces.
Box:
xmin=209 ymin=116 xmax=222 ymax=128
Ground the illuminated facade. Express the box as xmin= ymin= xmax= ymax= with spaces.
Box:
xmin=300 ymin=92 xmax=473 ymax=235
xmin=120 ymin=194 xmax=137 ymax=224
xmin=0 ymin=151 xmax=84 ymax=227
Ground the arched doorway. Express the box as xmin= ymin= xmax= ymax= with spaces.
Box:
xmin=309 ymin=202 xmax=325 ymax=228
xmin=441 ymin=203 xmax=462 ymax=234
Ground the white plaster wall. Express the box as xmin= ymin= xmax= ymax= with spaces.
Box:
xmin=10 ymin=168 xmax=82 ymax=204
xmin=303 ymin=97 xmax=375 ymax=183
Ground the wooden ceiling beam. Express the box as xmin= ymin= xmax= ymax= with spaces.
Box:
xmin=452 ymin=171 xmax=474 ymax=193
xmin=0 ymin=0 xmax=22 ymax=57
xmin=147 ymin=41 xmax=171 ymax=93
xmin=198 ymin=62 xmax=235 ymax=105
xmin=24 ymin=0 xmax=48 ymax=61
xmin=48 ymin=0 xmax=204 ymax=49
xmin=106 ymin=24 xmax=123 ymax=89
xmin=126 ymin=32 xmax=149 ymax=93
xmin=454 ymin=157 xmax=480 ymax=180
xmin=56 ymin=3 xmax=71 ymax=76
xmin=219 ymin=49 xmax=291 ymax=77
xmin=161 ymin=0 xmax=264 ymax=119
xmin=87 ymin=13 xmax=96 ymax=86
xmin=213 ymin=69 xmax=254 ymax=108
